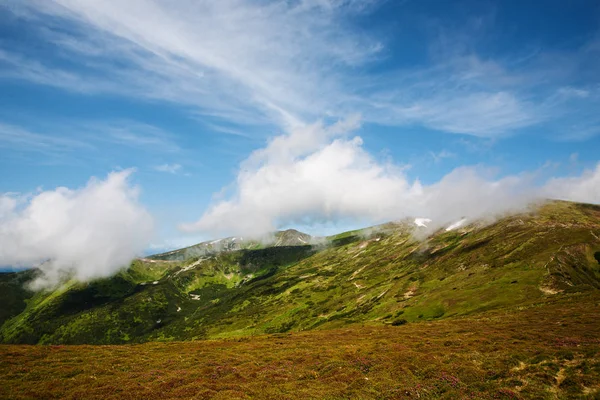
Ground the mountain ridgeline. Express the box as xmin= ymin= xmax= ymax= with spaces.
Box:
xmin=149 ymin=229 xmax=314 ymax=261
xmin=1 ymin=200 xmax=600 ymax=344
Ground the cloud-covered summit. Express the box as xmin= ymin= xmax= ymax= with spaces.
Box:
xmin=0 ymin=170 xmax=153 ymax=288
xmin=182 ymin=118 xmax=600 ymax=238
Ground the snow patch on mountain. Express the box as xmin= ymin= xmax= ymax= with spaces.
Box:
xmin=414 ymin=218 xmax=432 ymax=228
xmin=446 ymin=218 xmax=467 ymax=231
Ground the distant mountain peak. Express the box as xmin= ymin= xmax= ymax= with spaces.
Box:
xmin=149 ymin=229 xmax=313 ymax=261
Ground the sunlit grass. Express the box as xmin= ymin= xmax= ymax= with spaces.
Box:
xmin=2 ymin=293 xmax=600 ymax=399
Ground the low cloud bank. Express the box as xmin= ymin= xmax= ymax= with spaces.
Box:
xmin=0 ymin=170 xmax=153 ymax=289
xmin=182 ymin=120 xmax=600 ymax=237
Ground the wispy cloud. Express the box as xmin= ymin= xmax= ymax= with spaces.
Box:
xmin=0 ymin=118 xmax=182 ymax=165
xmin=2 ymin=0 xmax=382 ymax=131
xmin=199 ymin=121 xmax=255 ymax=139
xmin=154 ymin=163 xmax=181 ymax=174
xmin=0 ymin=122 xmax=92 ymax=156
xmin=356 ymin=53 xmax=550 ymax=136
xmin=96 ymin=122 xmax=181 ymax=153
xmin=6 ymin=1 xmax=597 ymax=138
xmin=430 ymin=150 xmax=455 ymax=163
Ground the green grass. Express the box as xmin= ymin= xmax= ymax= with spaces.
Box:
xmin=1 ymin=293 xmax=600 ymax=399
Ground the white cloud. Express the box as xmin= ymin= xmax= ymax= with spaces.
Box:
xmin=154 ymin=163 xmax=181 ymax=174
xmin=5 ymin=0 xmax=590 ymax=137
xmin=181 ymin=119 xmax=600 ymax=237
xmin=0 ymin=196 xmax=18 ymax=219
xmin=542 ymin=163 xmax=600 ymax=203
xmin=0 ymin=169 xmax=153 ymax=289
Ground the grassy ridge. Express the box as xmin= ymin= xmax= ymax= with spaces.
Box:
xmin=2 ymin=293 xmax=599 ymax=399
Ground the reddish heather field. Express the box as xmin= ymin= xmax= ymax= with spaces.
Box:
xmin=2 ymin=294 xmax=600 ymax=399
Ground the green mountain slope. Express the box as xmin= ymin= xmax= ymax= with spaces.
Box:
xmin=2 ymin=200 xmax=600 ymax=344
xmin=0 ymin=270 xmax=36 ymax=327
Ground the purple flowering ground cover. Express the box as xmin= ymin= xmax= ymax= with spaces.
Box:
xmin=2 ymin=292 xmax=599 ymax=399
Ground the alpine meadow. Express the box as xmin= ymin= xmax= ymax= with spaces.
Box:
xmin=2 ymin=1 xmax=600 ymax=399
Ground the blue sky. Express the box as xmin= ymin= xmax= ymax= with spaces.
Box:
xmin=1 ymin=0 xmax=600 ymax=255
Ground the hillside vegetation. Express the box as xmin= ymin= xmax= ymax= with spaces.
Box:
xmin=1 ymin=201 xmax=600 ymax=345
xmin=2 ymin=293 xmax=600 ymax=399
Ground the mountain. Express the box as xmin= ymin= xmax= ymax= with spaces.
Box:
xmin=148 ymin=229 xmax=314 ymax=261
xmin=1 ymin=200 xmax=599 ymax=345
